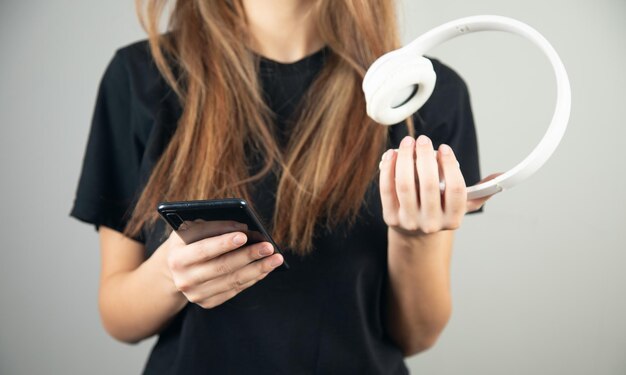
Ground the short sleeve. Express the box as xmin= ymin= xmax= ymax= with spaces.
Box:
xmin=70 ymin=50 xmax=144 ymax=234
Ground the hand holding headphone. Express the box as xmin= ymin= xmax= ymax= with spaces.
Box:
xmin=363 ymin=15 xmax=571 ymax=199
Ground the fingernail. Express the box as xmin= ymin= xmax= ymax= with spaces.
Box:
xmin=400 ymin=136 xmax=414 ymax=148
xmin=233 ymin=234 xmax=246 ymax=245
xmin=417 ymin=135 xmax=430 ymax=145
xmin=440 ymin=144 xmax=452 ymax=155
xmin=270 ymin=256 xmax=283 ymax=268
xmin=382 ymin=149 xmax=393 ymax=161
xmin=259 ymin=245 xmax=273 ymax=256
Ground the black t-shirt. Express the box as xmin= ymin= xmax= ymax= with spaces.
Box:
xmin=71 ymin=40 xmax=481 ymax=374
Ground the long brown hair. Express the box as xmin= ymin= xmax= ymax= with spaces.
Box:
xmin=126 ymin=0 xmax=409 ymax=254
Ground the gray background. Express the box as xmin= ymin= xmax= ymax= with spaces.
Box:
xmin=0 ymin=0 xmax=624 ymax=374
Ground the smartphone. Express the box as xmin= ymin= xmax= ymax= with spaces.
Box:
xmin=157 ymin=198 xmax=288 ymax=269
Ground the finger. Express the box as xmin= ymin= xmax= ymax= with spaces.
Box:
xmin=175 ymin=231 xmax=248 ymax=267
xmin=195 ymin=253 xmax=283 ymax=298
xmin=415 ymin=135 xmax=442 ymax=225
xmin=379 ymin=149 xmax=399 ymax=225
xmin=466 ymin=196 xmax=492 ymax=213
xmin=213 ymin=241 xmax=275 ymax=275
xmin=438 ymin=144 xmax=466 ymax=228
xmin=195 ymin=274 xmax=265 ymax=309
xmin=395 ymin=136 xmax=419 ymax=228
xmin=176 ymin=219 xmax=247 ymax=245
xmin=466 ymin=173 xmax=503 ymax=212
xmin=180 ymin=241 xmax=275 ymax=289
xmin=475 ymin=172 xmax=503 ymax=185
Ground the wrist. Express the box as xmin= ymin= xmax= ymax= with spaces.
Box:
xmin=387 ymin=227 xmax=455 ymax=267
xmin=149 ymin=241 xmax=185 ymax=299
xmin=388 ymin=226 xmax=450 ymax=247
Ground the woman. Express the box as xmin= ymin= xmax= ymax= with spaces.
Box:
xmin=71 ymin=0 xmax=493 ymax=373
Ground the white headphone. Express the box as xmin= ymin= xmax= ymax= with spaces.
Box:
xmin=362 ymin=15 xmax=571 ymax=199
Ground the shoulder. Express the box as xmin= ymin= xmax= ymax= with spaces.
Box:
xmin=105 ymin=39 xmax=162 ymax=89
xmin=101 ymin=38 xmax=179 ymax=121
xmin=429 ymin=58 xmax=467 ymax=91
xmin=115 ymin=39 xmax=153 ymax=61
xmin=415 ymin=58 xmax=472 ymax=128
xmin=423 ymin=58 xmax=469 ymax=112
xmin=93 ymin=39 xmax=180 ymax=149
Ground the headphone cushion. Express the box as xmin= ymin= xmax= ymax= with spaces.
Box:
xmin=363 ymin=52 xmax=436 ymax=125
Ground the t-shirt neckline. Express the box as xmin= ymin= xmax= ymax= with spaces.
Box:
xmin=258 ymin=46 xmax=329 ymax=74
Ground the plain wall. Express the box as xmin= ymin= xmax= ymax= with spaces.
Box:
xmin=0 ymin=0 xmax=624 ymax=374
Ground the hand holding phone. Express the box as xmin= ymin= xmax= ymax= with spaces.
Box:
xmin=156 ymin=199 xmax=286 ymax=309
xmin=175 ymin=219 xmax=248 ymax=244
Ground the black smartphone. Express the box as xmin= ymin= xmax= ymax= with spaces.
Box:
xmin=157 ymin=198 xmax=288 ymax=269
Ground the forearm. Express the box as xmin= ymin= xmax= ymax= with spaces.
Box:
xmin=386 ymin=228 xmax=454 ymax=356
xmin=99 ymin=247 xmax=188 ymax=343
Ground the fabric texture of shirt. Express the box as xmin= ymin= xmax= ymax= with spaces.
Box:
xmin=70 ymin=40 xmax=481 ymax=374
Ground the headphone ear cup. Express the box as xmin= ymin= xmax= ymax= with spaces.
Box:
xmin=363 ymin=52 xmax=436 ymax=125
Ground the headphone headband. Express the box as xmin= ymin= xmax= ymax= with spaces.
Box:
xmin=362 ymin=15 xmax=571 ymax=199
